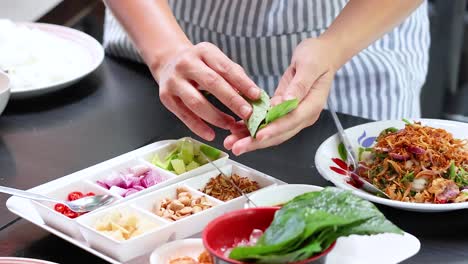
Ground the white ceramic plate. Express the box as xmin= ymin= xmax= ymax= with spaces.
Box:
xmin=8 ymin=23 xmax=104 ymax=99
xmin=315 ymin=119 xmax=468 ymax=212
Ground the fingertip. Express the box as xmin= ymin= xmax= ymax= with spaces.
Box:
xmin=247 ymin=87 xmax=262 ymax=100
xmin=232 ymin=144 xmax=243 ymax=156
xmin=270 ymin=96 xmax=282 ymax=107
xmin=240 ymin=105 xmax=252 ymax=120
xmin=203 ymin=130 xmax=215 ymax=141
xmin=224 ymin=135 xmax=235 ymax=150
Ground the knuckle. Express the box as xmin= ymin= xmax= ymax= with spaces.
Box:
xmin=165 ymin=77 xmax=178 ymax=90
xmin=226 ymin=94 xmax=244 ymax=111
xmin=217 ymin=61 xmax=233 ymax=75
xmin=185 ymin=96 xmax=203 ymax=109
xmin=174 ymin=56 xmax=191 ymax=72
xmin=196 ymin=42 xmax=215 ymax=53
xmin=204 ymin=71 xmax=219 ymax=88
xmin=159 ymin=89 xmax=171 ymax=103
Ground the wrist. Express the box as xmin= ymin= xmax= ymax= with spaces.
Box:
xmin=316 ymin=34 xmax=346 ymax=72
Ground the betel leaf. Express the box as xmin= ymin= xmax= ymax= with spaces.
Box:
xmin=247 ymin=90 xmax=270 ymax=137
xmin=229 ymin=187 xmax=402 ymax=263
xmin=338 ymin=142 xmax=347 ymax=161
xmin=265 ymin=99 xmax=299 ymax=124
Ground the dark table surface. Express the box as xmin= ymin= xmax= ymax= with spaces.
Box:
xmin=1 ymin=57 xmax=468 ymax=264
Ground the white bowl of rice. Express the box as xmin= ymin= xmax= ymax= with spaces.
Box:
xmin=0 ymin=70 xmax=10 ymax=115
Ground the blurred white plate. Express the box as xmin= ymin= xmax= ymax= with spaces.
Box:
xmin=0 ymin=71 xmax=10 ymax=115
xmin=327 ymin=232 xmax=420 ymax=264
xmin=246 ymin=184 xmax=323 ymax=207
xmin=6 ymin=22 xmax=104 ymax=99
xmin=315 ymin=119 xmax=468 ymax=212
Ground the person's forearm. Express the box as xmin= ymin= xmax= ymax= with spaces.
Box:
xmin=319 ymin=0 xmax=424 ymax=70
xmin=105 ymin=0 xmax=192 ymax=78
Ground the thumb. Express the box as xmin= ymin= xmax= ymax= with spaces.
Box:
xmin=275 ymin=63 xmax=322 ymax=104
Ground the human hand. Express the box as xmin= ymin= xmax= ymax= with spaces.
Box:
xmin=153 ymin=42 xmax=261 ymax=141
xmin=224 ymin=38 xmax=336 ymax=155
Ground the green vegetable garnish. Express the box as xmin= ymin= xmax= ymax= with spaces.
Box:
xmin=338 ymin=143 xmax=348 ymax=161
xmin=449 ymin=161 xmax=456 ymax=179
xmin=229 ymin=187 xmax=402 ymax=263
xmin=402 ymin=118 xmax=412 ymax=125
xmin=151 ymin=139 xmax=222 ymax=175
xmin=401 ymin=171 xmax=415 ymax=184
xmin=170 ymin=159 xmax=186 ymax=175
xmin=199 ymin=144 xmax=221 ymax=160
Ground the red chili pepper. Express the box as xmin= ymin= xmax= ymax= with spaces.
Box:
xmin=330 ymin=166 xmax=347 ymax=175
xmin=332 ymin=158 xmax=349 ymax=170
xmin=67 ymin=191 xmax=83 ymax=201
xmin=54 ymin=203 xmax=66 ymax=213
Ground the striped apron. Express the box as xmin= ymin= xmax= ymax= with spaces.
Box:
xmin=103 ymin=0 xmax=430 ymax=120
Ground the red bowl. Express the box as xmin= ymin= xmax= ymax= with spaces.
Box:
xmin=203 ymin=207 xmax=335 ymax=264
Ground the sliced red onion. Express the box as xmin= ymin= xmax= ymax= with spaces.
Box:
xmin=389 ymin=152 xmax=409 ymax=161
xmin=406 ymin=146 xmax=425 ymax=155
xmin=141 ymin=170 xmax=166 ymax=188
xmin=96 ymin=180 xmax=109 ymax=189
xmin=124 ymin=188 xmax=139 ymax=197
xmin=130 ymin=165 xmax=151 ymax=177
xmin=109 ymin=186 xmax=128 ymax=197
xmin=374 ymin=147 xmax=389 ymax=152
xmin=132 ymin=185 xmax=145 ymax=191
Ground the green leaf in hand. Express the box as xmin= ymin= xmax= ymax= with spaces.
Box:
xmin=265 ymin=99 xmax=299 ymax=124
xmin=247 ymin=90 xmax=270 ymax=137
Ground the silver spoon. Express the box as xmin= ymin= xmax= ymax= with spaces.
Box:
xmin=0 ymin=185 xmax=116 ymax=212
xmin=327 ymin=98 xmax=390 ymax=199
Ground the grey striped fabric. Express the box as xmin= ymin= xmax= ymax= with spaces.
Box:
xmin=103 ymin=0 xmax=430 ymax=120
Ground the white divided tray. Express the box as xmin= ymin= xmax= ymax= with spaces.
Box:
xmin=6 ymin=138 xmax=284 ymax=264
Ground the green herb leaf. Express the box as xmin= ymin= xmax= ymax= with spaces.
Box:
xmin=449 ymin=160 xmax=456 ymax=179
xmin=247 ymin=90 xmax=270 ymax=138
xmin=401 ymin=171 xmax=415 ymax=184
xmin=338 ymin=143 xmax=347 ymax=161
xmin=402 ymin=118 xmax=412 ymax=125
xmin=265 ymin=99 xmax=299 ymax=124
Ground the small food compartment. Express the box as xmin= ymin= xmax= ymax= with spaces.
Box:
xmin=131 ymin=184 xmax=224 ymax=239
xmin=77 ymin=205 xmax=171 ymax=262
xmin=139 ymin=137 xmax=229 ymax=180
xmin=184 ymin=163 xmax=277 ymax=207
xmin=86 ymin=159 xmax=174 ymax=199
xmin=31 ymin=180 xmax=116 ymax=239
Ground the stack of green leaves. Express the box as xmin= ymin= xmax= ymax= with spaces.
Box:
xmin=151 ymin=139 xmax=221 ymax=175
xmin=229 ymin=187 xmax=402 ymax=263
xmin=247 ymin=90 xmax=299 ymax=138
